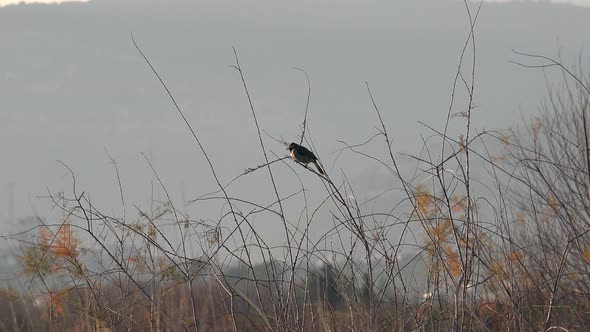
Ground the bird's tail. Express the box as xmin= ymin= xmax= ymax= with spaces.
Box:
xmin=312 ymin=160 xmax=325 ymax=175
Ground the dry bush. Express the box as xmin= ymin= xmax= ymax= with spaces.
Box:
xmin=4 ymin=7 xmax=590 ymax=332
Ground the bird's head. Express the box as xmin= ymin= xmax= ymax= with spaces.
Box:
xmin=287 ymin=142 xmax=297 ymax=151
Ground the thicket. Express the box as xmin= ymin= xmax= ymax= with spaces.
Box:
xmin=3 ymin=4 xmax=590 ymax=332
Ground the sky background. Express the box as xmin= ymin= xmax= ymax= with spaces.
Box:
xmin=0 ymin=0 xmax=86 ymax=6
xmin=1 ymin=0 xmax=590 ymax=259
xmin=2 ymin=0 xmax=590 ymax=6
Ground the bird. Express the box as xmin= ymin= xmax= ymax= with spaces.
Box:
xmin=288 ymin=142 xmax=325 ymax=175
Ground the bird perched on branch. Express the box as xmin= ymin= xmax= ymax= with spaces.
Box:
xmin=288 ymin=142 xmax=325 ymax=175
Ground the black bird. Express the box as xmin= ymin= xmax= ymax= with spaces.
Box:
xmin=288 ymin=142 xmax=325 ymax=175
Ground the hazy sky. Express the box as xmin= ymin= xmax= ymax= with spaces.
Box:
xmin=0 ymin=0 xmax=86 ymax=6
xmin=1 ymin=0 xmax=590 ymax=257
xmin=487 ymin=0 xmax=590 ymax=5
xmin=1 ymin=0 xmax=590 ymax=6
